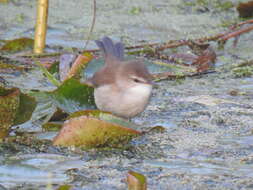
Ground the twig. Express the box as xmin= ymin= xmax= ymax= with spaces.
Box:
xmin=151 ymin=52 xmax=191 ymax=67
xmin=82 ymin=42 xmax=160 ymax=53
xmin=83 ymin=0 xmax=96 ymax=50
xmin=152 ymin=70 xmax=216 ymax=81
xmin=219 ymin=24 xmax=253 ymax=41
xmin=125 ymin=42 xmax=160 ymax=50
xmin=84 ymin=19 xmax=250 ymax=53
xmin=44 ymin=18 xmax=253 ymax=55
xmin=229 ymin=19 xmax=253 ymax=29
xmin=27 ymin=19 xmax=253 ymax=58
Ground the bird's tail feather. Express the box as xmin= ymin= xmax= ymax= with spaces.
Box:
xmin=95 ymin=37 xmax=124 ymax=61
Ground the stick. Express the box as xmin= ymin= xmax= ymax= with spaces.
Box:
xmin=33 ymin=0 xmax=49 ymax=54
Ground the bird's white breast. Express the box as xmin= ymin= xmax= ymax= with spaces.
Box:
xmin=126 ymin=84 xmax=152 ymax=99
xmin=94 ymin=84 xmax=152 ymax=118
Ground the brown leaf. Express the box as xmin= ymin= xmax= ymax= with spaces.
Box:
xmin=53 ymin=116 xmax=140 ymax=148
xmin=68 ymin=110 xmax=140 ymax=130
xmin=64 ymin=53 xmax=93 ymax=81
xmin=192 ymin=47 xmax=216 ymax=73
xmin=187 ymin=41 xmax=211 ymax=55
xmin=59 ymin=54 xmax=77 ymax=81
xmin=127 ymin=170 xmax=147 ymax=190
xmin=237 ymin=1 xmax=253 ymax=18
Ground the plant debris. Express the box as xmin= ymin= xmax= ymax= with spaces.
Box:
xmin=237 ymin=1 xmax=253 ymax=18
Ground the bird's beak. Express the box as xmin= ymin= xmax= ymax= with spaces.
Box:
xmin=148 ymin=80 xmax=158 ymax=88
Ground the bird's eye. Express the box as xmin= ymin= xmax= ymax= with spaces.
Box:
xmin=133 ymin=78 xmax=141 ymax=83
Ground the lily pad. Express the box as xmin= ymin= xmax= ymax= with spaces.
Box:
xmin=0 ymin=87 xmax=20 ymax=139
xmin=14 ymin=93 xmax=37 ymax=125
xmin=68 ymin=110 xmax=140 ymax=129
xmin=0 ymin=61 xmax=25 ymax=72
xmin=0 ymin=86 xmax=37 ymax=139
xmin=26 ymin=91 xmax=58 ymax=127
xmin=42 ymin=122 xmax=63 ymax=132
xmin=127 ymin=170 xmax=147 ymax=190
xmin=49 ymin=78 xmax=96 ymax=113
xmin=53 ymin=115 xmax=141 ymax=148
xmin=56 ymin=185 xmax=72 ymax=190
xmin=0 ymin=37 xmax=34 ymax=53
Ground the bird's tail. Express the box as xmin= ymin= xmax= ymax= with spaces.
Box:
xmin=95 ymin=37 xmax=124 ymax=61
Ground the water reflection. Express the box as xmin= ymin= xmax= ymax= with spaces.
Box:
xmin=144 ymin=158 xmax=253 ymax=177
xmin=0 ymin=154 xmax=85 ymax=189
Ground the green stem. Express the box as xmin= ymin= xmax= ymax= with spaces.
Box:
xmin=36 ymin=62 xmax=61 ymax=87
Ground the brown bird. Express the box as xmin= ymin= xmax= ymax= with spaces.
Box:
xmin=86 ymin=37 xmax=153 ymax=118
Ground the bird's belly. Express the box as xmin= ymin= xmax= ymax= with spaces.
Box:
xmin=94 ymin=85 xmax=152 ymax=118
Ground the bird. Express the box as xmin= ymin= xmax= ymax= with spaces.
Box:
xmin=86 ymin=37 xmax=154 ymax=118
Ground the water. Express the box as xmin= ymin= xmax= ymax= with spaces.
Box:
xmin=1 ymin=0 xmax=253 ymax=189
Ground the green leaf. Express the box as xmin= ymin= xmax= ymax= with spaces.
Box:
xmin=129 ymin=6 xmax=142 ymax=15
xmin=0 ymin=86 xmax=38 ymax=139
xmin=0 ymin=87 xmax=20 ymax=139
xmin=27 ymin=91 xmax=58 ymax=126
xmin=42 ymin=122 xmax=63 ymax=132
xmin=49 ymin=78 xmax=96 ymax=113
xmin=36 ymin=62 xmax=61 ymax=87
xmin=14 ymin=93 xmax=37 ymax=125
xmin=0 ymin=37 xmax=34 ymax=53
xmin=56 ymin=185 xmax=72 ymax=190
